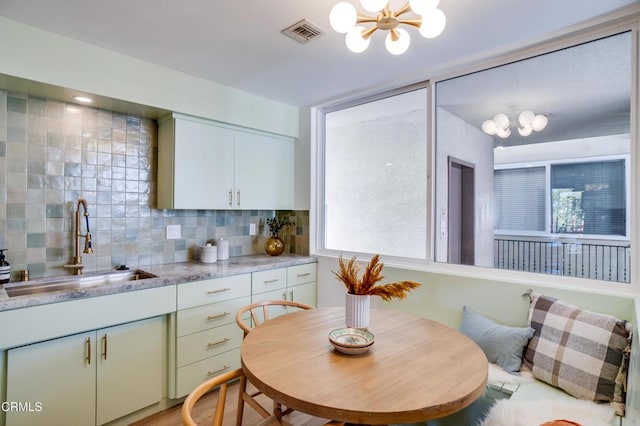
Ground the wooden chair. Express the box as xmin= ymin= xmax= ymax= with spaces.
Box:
xmin=181 ymin=368 xmax=285 ymax=426
xmin=182 ymin=368 xmax=343 ymax=426
xmin=235 ymin=300 xmax=315 ymax=422
xmin=235 ymin=299 xmax=315 ymax=337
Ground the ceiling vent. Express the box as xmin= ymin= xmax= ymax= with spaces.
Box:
xmin=281 ymin=19 xmax=324 ymax=44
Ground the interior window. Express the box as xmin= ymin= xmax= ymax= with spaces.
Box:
xmin=321 ymin=88 xmax=427 ymax=259
xmin=434 ymin=32 xmax=632 ymax=283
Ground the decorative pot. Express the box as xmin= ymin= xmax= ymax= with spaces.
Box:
xmin=264 ymin=236 xmax=285 ymax=256
xmin=345 ymin=292 xmax=370 ymax=329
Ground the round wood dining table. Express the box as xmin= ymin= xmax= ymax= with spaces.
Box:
xmin=241 ymin=307 xmax=488 ymax=425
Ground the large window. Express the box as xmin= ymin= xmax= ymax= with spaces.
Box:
xmin=495 ymin=167 xmax=546 ymax=233
xmin=434 ymin=31 xmax=632 ymax=283
xmin=316 ymin=28 xmax=633 ymax=285
xmin=551 ymin=160 xmax=626 ymax=236
xmin=321 ymin=88 xmax=427 ymax=259
xmin=495 ymin=158 xmax=628 ymax=238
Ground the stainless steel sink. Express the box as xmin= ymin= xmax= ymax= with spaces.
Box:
xmin=4 ymin=269 xmax=157 ymax=297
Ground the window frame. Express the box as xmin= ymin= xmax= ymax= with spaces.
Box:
xmin=494 ymin=154 xmax=630 ymax=240
xmin=311 ymin=82 xmax=432 ymax=264
xmin=311 ymin=20 xmax=638 ymax=293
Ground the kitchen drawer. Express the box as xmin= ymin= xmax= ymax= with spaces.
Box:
xmin=177 ymin=322 xmax=243 ymax=367
xmin=177 ymin=274 xmax=251 ymax=310
xmin=287 ymin=263 xmax=316 ymax=286
xmin=176 ymin=348 xmax=241 ymax=398
xmin=250 ymin=288 xmax=289 ymax=321
xmin=252 ymin=268 xmax=287 ymax=295
xmin=177 ymin=296 xmax=250 ymax=337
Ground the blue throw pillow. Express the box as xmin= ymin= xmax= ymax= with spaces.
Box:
xmin=459 ymin=306 xmax=534 ymax=373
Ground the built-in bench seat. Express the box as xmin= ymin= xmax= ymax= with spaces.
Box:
xmin=484 ymin=364 xmax=619 ymax=426
xmin=380 ymin=279 xmax=640 ymax=426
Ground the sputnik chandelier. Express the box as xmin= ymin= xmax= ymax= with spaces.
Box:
xmin=482 ymin=110 xmax=549 ymax=139
xmin=329 ymin=0 xmax=446 ymax=55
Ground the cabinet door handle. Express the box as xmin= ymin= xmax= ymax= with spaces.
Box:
xmin=237 ymin=190 xmax=241 ymax=207
xmin=207 ymin=337 xmax=231 ymax=348
xmin=85 ymin=337 xmax=91 ymax=365
xmin=205 ymin=287 xmax=231 ymax=295
xmin=289 ymin=290 xmax=294 ymax=301
xmin=297 ymin=272 xmax=311 ymax=277
xmin=228 ymin=190 xmax=233 ymax=207
xmin=263 ymin=279 xmax=280 ymax=284
xmin=102 ymin=334 xmax=108 ymax=360
xmin=207 ymin=365 xmax=230 ymax=377
xmin=207 ymin=312 xmax=230 ymax=321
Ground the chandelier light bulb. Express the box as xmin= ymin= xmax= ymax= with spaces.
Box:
xmin=496 ymin=127 xmax=511 ymax=139
xmin=481 ymin=120 xmax=497 ymax=136
xmin=418 ymin=8 xmax=446 ymax=38
xmin=360 ymin=0 xmax=388 ymax=13
xmin=532 ymin=114 xmax=549 ymax=131
xmin=518 ymin=110 xmax=535 ymax=127
xmin=492 ymin=113 xmax=510 ymax=130
xmin=385 ymin=28 xmax=411 ymax=55
xmin=330 ymin=2 xmax=358 ymax=34
xmin=518 ymin=126 xmax=533 ymax=137
xmin=346 ymin=26 xmax=371 ymax=53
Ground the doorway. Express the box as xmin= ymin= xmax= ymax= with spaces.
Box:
xmin=448 ymin=157 xmax=475 ymax=265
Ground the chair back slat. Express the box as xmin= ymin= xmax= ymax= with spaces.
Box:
xmin=235 ymin=300 xmax=315 ymax=338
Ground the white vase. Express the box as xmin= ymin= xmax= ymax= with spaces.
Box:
xmin=345 ymin=292 xmax=370 ymax=329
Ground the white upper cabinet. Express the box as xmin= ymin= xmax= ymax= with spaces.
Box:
xmin=158 ymin=114 xmax=294 ymax=210
xmin=234 ymin=130 xmax=293 ymax=209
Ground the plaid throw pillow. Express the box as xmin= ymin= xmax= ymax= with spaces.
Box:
xmin=523 ymin=293 xmax=632 ymax=415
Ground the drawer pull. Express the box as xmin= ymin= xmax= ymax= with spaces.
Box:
xmin=207 ymin=337 xmax=231 ymax=348
xmin=207 ymin=312 xmax=230 ymax=321
xmin=263 ymin=279 xmax=280 ymax=284
xmin=297 ymin=272 xmax=311 ymax=277
xmin=205 ymin=287 xmax=231 ymax=295
xmin=207 ymin=365 xmax=230 ymax=377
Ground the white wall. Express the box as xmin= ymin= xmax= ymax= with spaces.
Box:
xmin=0 ymin=16 xmax=299 ymax=138
xmin=435 ymin=108 xmax=495 ymax=267
xmin=495 ymin=134 xmax=630 ymax=165
xmin=315 ymin=256 xmax=634 ymax=325
xmin=294 ymin=107 xmax=311 ymax=209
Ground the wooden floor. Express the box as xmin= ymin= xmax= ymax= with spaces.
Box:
xmin=131 ymin=382 xmax=331 ymax=426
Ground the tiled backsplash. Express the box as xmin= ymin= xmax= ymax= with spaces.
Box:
xmin=0 ymin=90 xmax=309 ymax=280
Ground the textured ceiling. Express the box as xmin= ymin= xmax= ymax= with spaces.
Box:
xmin=0 ymin=0 xmax=638 ymax=108
xmin=437 ymin=32 xmax=632 ymax=146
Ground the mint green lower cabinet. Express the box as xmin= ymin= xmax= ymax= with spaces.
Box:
xmin=250 ymin=264 xmax=317 ymax=322
xmin=6 ymin=316 xmax=163 ymax=426
xmin=7 ymin=331 xmax=96 ymax=426
xmin=96 ymin=317 xmax=163 ymax=425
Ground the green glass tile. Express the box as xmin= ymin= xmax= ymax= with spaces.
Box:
xmin=27 ymin=233 xmax=45 ymax=248
xmin=46 ymin=204 xmax=64 ymax=218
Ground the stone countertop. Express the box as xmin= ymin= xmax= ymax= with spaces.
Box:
xmin=0 ymin=254 xmax=316 ymax=312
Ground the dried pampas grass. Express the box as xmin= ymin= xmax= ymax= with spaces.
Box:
xmin=333 ymin=254 xmax=421 ymax=302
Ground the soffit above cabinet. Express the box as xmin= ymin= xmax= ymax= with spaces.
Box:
xmin=0 ymin=72 xmax=170 ymax=120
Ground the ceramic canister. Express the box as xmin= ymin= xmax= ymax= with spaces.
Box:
xmin=201 ymin=243 xmax=217 ymax=264
xmin=217 ymin=238 xmax=229 ymax=261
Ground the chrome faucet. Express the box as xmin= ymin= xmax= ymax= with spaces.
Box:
xmin=64 ymin=198 xmax=93 ymax=275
